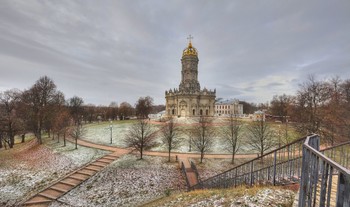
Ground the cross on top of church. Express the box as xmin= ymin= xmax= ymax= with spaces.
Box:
xmin=187 ymin=35 xmax=194 ymax=43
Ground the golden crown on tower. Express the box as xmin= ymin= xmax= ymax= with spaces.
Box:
xmin=182 ymin=35 xmax=198 ymax=57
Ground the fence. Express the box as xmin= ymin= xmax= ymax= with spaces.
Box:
xmin=190 ymin=161 xmax=200 ymax=183
xmin=191 ymin=135 xmax=350 ymax=192
xmin=190 ymin=135 xmax=308 ymax=190
xmin=298 ymin=135 xmax=350 ymax=207
xmin=181 ymin=161 xmax=190 ymax=190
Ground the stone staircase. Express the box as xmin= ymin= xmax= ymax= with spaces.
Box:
xmin=23 ymin=153 xmax=119 ymax=207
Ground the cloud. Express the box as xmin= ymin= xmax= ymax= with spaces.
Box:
xmin=1 ymin=0 xmax=350 ymax=105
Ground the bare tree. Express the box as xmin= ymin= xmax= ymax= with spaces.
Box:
xmin=191 ymin=116 xmax=216 ymax=163
xmin=294 ymin=75 xmax=329 ymax=135
xmin=69 ymin=96 xmax=84 ymax=125
xmin=53 ymin=109 xmax=71 ymax=146
xmin=21 ymin=76 xmax=63 ymax=144
xmin=160 ymin=117 xmax=182 ymax=162
xmin=221 ymin=115 xmax=243 ymax=164
xmin=119 ymin=102 xmax=134 ymax=120
xmin=107 ymin=101 xmax=119 ymax=120
xmin=135 ymin=96 xmax=153 ymax=118
xmin=70 ymin=125 xmax=86 ymax=149
xmin=247 ymin=119 xmax=275 ymax=157
xmin=270 ymin=94 xmax=293 ymax=123
xmin=0 ymin=89 xmax=23 ymax=148
xmin=123 ymin=119 xmax=157 ymax=159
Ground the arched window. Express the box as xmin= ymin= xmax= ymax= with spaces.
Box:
xmin=193 ymin=109 xmax=195 ymax=115
xmin=200 ymin=109 xmax=203 ymax=115
xmin=172 ymin=109 xmax=175 ymax=115
xmin=206 ymin=109 xmax=208 ymax=115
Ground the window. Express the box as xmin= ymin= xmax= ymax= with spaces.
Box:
xmin=193 ymin=109 xmax=195 ymax=115
xmin=200 ymin=109 xmax=203 ymax=115
xmin=172 ymin=109 xmax=175 ymax=115
xmin=206 ymin=110 xmax=208 ymax=115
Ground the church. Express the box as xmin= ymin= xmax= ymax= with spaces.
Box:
xmin=165 ymin=37 xmax=216 ymax=117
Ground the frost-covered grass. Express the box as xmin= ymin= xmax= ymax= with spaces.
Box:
xmin=0 ymin=135 xmax=108 ymax=207
xmin=83 ymin=120 xmax=256 ymax=154
xmin=143 ymin=186 xmax=296 ymax=207
xmin=84 ymin=119 xmax=302 ymax=155
xmin=50 ymin=154 xmax=186 ymax=207
xmin=189 ymin=157 xmax=253 ymax=181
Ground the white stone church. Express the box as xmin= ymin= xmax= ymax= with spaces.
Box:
xmin=165 ymin=38 xmax=216 ymax=117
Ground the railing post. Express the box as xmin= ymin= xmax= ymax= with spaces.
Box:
xmin=273 ymin=150 xmax=277 ymax=186
xmin=250 ymin=161 xmax=254 ymax=186
xmin=298 ymin=146 xmax=308 ymax=207
xmin=234 ymin=168 xmax=237 ymax=187
xmin=336 ymin=173 xmax=350 ymax=207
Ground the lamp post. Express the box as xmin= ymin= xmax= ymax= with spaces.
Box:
xmin=109 ymin=120 xmax=113 ymax=144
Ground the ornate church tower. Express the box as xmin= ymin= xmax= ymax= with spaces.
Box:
xmin=165 ymin=36 xmax=216 ymax=117
xmin=179 ymin=38 xmax=200 ymax=93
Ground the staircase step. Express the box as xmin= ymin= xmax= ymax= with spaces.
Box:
xmin=40 ymin=189 xmax=62 ymax=197
xmin=60 ymin=178 xmax=80 ymax=185
xmin=85 ymin=166 xmax=102 ymax=171
xmin=69 ymin=174 xmax=88 ymax=181
xmin=24 ymin=196 xmax=51 ymax=205
xmin=50 ymin=186 xmax=67 ymax=193
xmin=97 ymin=158 xmax=113 ymax=163
xmin=103 ymin=156 xmax=117 ymax=160
xmin=90 ymin=162 xmax=107 ymax=167
xmin=77 ymin=170 xmax=95 ymax=176
xmin=38 ymin=192 xmax=58 ymax=200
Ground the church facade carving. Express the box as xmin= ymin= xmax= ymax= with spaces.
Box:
xmin=165 ymin=37 xmax=216 ymax=117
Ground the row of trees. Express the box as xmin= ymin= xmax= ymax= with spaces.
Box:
xmin=269 ymin=75 xmax=350 ymax=144
xmin=124 ymin=115 xmax=277 ymax=164
xmin=0 ymin=76 xmax=162 ymax=149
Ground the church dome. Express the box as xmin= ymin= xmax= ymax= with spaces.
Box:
xmin=182 ymin=41 xmax=198 ymax=57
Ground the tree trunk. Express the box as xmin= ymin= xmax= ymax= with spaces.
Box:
xmin=37 ymin=132 xmax=42 ymax=144
xmin=9 ymin=135 xmax=14 ymax=148
xmin=21 ymin=134 xmax=25 ymax=143
xmin=232 ymin=153 xmax=235 ymax=164
xmin=140 ymin=147 xmax=143 ymax=159
xmin=168 ymin=149 xmax=171 ymax=162
xmin=75 ymin=137 xmax=77 ymax=149
xmin=63 ymin=132 xmax=66 ymax=147
xmin=200 ymin=151 xmax=204 ymax=163
xmin=57 ymin=133 xmax=60 ymax=143
xmin=0 ymin=135 xmax=3 ymax=148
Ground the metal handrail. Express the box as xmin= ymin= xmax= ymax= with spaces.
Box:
xmin=298 ymin=134 xmax=350 ymax=207
xmin=191 ymin=134 xmax=350 ymax=192
xmin=191 ymin=135 xmax=308 ymax=190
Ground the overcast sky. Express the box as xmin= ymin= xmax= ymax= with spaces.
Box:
xmin=0 ymin=1 xmax=349 ymax=106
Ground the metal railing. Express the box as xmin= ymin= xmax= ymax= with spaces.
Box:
xmin=181 ymin=161 xmax=190 ymax=190
xmin=191 ymin=135 xmax=308 ymax=190
xmin=299 ymin=135 xmax=350 ymax=207
xmin=190 ymin=161 xmax=200 ymax=183
xmin=190 ymin=134 xmax=350 ymax=193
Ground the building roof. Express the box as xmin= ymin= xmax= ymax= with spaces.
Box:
xmin=215 ymin=99 xmax=240 ymax=105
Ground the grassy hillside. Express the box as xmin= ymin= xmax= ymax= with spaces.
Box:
xmin=143 ymin=185 xmax=296 ymax=207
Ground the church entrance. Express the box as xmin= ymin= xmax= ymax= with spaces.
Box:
xmin=180 ymin=109 xmax=186 ymax=117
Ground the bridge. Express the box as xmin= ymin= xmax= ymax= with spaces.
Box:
xmin=181 ymin=134 xmax=350 ymax=207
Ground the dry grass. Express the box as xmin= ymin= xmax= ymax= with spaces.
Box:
xmin=143 ymin=185 xmax=295 ymax=207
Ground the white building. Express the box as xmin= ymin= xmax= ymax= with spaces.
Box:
xmin=215 ymin=99 xmax=244 ymax=116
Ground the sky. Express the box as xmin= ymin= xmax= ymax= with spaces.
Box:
xmin=0 ymin=0 xmax=349 ymax=106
